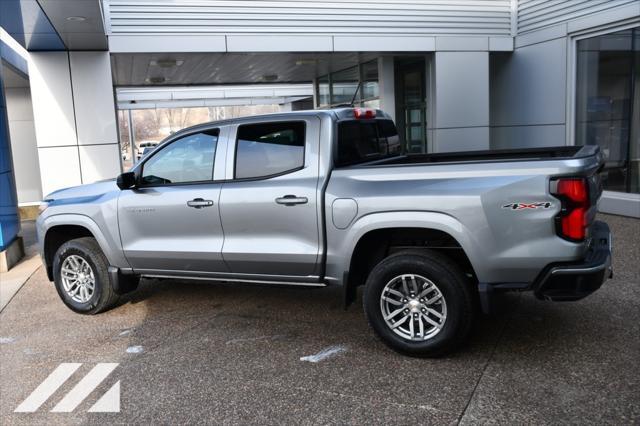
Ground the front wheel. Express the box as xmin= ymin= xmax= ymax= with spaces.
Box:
xmin=53 ymin=237 xmax=119 ymax=314
xmin=363 ymin=251 xmax=474 ymax=357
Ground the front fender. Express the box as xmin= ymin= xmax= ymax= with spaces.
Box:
xmin=324 ymin=211 xmax=486 ymax=285
xmin=38 ymin=213 xmax=130 ymax=270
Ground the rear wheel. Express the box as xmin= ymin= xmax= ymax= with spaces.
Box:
xmin=363 ymin=250 xmax=474 ymax=357
xmin=53 ymin=237 xmax=119 ymax=314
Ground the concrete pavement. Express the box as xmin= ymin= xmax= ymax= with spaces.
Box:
xmin=0 ymin=221 xmax=39 ymax=311
xmin=0 ymin=214 xmax=638 ymax=424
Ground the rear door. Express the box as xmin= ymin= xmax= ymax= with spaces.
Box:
xmin=219 ymin=117 xmax=322 ymax=278
xmin=118 ymin=127 xmax=228 ymax=273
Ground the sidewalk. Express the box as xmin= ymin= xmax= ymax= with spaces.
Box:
xmin=0 ymin=221 xmax=41 ymax=312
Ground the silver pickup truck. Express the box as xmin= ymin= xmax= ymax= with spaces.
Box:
xmin=37 ymin=108 xmax=612 ymax=357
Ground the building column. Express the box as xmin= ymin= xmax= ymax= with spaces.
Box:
xmin=311 ymin=77 xmax=318 ymax=109
xmin=30 ymin=51 xmax=121 ymax=197
xmin=378 ymin=56 xmax=395 ymax=121
xmin=6 ymin=84 xmax=41 ymax=205
xmin=432 ymin=51 xmax=489 ymax=152
xmin=0 ymin=65 xmax=20 ymax=252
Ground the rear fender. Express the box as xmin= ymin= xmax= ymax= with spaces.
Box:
xmin=325 ymin=211 xmax=485 ymax=286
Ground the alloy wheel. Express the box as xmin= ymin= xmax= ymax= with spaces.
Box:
xmin=379 ymin=274 xmax=447 ymax=341
xmin=60 ymin=255 xmax=95 ymax=303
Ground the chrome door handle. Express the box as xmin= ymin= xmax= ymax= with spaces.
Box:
xmin=187 ymin=198 xmax=214 ymax=209
xmin=275 ymin=195 xmax=308 ymax=206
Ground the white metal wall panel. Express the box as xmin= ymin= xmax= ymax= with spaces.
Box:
xmin=103 ymin=0 xmax=512 ymax=36
xmin=517 ymin=0 xmax=638 ymax=34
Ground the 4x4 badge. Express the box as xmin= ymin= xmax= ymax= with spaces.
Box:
xmin=502 ymin=202 xmax=552 ymax=210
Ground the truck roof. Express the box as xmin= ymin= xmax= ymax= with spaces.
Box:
xmin=165 ymin=107 xmax=392 ymax=141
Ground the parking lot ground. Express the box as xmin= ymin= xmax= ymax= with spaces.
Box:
xmin=0 ymin=213 xmax=638 ymax=425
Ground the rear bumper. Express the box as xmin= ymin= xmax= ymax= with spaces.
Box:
xmin=533 ymin=221 xmax=613 ymax=301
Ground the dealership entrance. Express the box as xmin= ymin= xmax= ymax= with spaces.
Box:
xmin=396 ymin=58 xmax=428 ymax=154
xmin=575 ymin=26 xmax=640 ymax=195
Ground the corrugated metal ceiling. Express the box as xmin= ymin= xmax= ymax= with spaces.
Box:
xmin=111 ymin=51 xmax=383 ymax=85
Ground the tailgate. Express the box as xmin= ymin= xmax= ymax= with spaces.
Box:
xmin=586 ymin=167 xmax=604 ymax=232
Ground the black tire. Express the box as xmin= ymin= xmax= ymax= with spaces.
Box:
xmin=363 ymin=250 xmax=474 ymax=357
xmin=53 ymin=237 xmax=119 ymax=314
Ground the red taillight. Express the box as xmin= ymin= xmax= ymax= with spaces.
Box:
xmin=354 ymin=108 xmax=375 ymax=119
xmin=557 ymin=179 xmax=588 ymax=203
xmin=552 ymin=178 xmax=589 ymax=241
xmin=561 ymin=207 xmax=587 ymax=240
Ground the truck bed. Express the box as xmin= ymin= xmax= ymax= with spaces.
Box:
xmin=373 ymin=146 xmax=593 ymax=167
xmin=325 ymin=142 xmax=603 ymax=287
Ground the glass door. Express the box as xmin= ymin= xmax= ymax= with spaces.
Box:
xmin=396 ymin=59 xmax=427 ymax=154
xmin=575 ymin=26 xmax=640 ymax=194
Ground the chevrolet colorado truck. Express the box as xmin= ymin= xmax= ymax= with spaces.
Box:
xmin=37 ymin=108 xmax=613 ymax=357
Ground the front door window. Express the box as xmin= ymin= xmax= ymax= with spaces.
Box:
xmin=141 ymin=131 xmax=218 ymax=185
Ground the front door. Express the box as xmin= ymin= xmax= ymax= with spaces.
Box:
xmin=119 ymin=128 xmax=228 ymax=273
xmin=219 ymin=118 xmax=321 ymax=278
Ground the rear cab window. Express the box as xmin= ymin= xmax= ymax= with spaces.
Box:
xmin=336 ymin=119 xmax=401 ymax=167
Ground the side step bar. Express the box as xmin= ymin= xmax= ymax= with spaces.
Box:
xmin=140 ymin=274 xmax=327 ymax=287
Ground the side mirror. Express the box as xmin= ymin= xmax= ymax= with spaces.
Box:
xmin=116 ymin=171 xmax=137 ymax=190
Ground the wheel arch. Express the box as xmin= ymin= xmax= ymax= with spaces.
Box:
xmin=332 ymin=212 xmax=482 ymax=307
xmin=41 ymin=214 xmax=123 ymax=280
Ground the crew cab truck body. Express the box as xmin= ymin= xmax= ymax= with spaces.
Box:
xmin=37 ymin=108 xmax=612 ymax=357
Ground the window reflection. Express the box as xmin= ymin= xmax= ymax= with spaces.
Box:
xmin=235 ymin=122 xmax=305 ymax=179
xmin=117 ymin=104 xmax=283 ymax=171
xmin=318 ymin=75 xmax=330 ymax=107
xmin=316 ymin=60 xmax=380 ymax=108
xmin=361 ymin=60 xmax=380 ymax=101
xmin=576 ymin=27 xmax=640 ymax=193
xmin=331 ymin=66 xmax=360 ymax=105
xmin=142 ymin=132 xmax=218 ymax=185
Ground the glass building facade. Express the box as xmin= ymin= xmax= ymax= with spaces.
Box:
xmin=315 ymin=60 xmax=380 ymax=109
xmin=576 ymin=27 xmax=640 ymax=194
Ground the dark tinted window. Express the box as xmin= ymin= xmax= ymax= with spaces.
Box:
xmin=235 ymin=122 xmax=305 ymax=179
xmin=336 ymin=119 xmax=401 ymax=166
xmin=141 ymin=131 xmax=217 ymax=185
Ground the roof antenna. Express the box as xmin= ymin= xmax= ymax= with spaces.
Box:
xmin=331 ymin=81 xmax=362 ymax=109
xmin=349 ymin=81 xmax=362 ymax=107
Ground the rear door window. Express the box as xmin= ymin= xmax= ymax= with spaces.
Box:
xmin=235 ymin=121 xmax=305 ymax=179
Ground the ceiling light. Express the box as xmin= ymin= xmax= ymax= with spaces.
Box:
xmin=145 ymin=77 xmax=167 ymax=84
xmin=150 ymin=59 xmax=184 ymax=68
xmin=66 ymin=16 xmax=86 ymax=22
